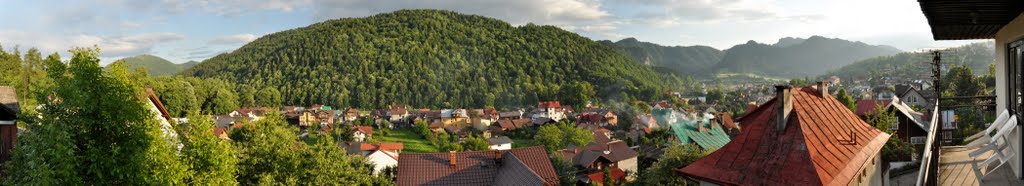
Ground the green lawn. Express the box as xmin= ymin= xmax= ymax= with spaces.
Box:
xmin=377 ymin=129 xmax=439 ymax=153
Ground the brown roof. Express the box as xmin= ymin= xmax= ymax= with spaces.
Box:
xmin=511 ymin=118 xmax=532 ymax=127
xmin=496 ymin=119 xmax=515 ymax=129
xmin=718 ymin=113 xmax=738 ymax=130
xmin=854 ymin=99 xmax=892 ymax=116
xmin=429 ymin=122 xmax=444 ymax=129
xmin=144 ymin=88 xmax=174 ymax=125
xmin=537 ymin=101 xmax=561 ymax=109
xmin=397 ymin=146 xmax=558 ymax=186
xmin=678 ymin=86 xmax=890 ymax=186
xmin=0 ymin=86 xmax=19 ymax=115
xmin=352 ymin=126 xmax=374 ymax=137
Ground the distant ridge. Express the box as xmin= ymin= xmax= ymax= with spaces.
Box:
xmin=108 ymin=54 xmax=193 ymax=76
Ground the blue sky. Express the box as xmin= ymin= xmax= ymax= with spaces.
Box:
xmin=0 ymin=0 xmax=984 ymax=65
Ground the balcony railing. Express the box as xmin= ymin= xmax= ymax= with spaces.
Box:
xmin=916 ymin=101 xmax=941 ymax=186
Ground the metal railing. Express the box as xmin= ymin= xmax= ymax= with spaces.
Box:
xmin=916 ymin=101 xmax=941 ymax=186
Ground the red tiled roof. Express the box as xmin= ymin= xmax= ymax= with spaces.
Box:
xmin=397 ymin=146 xmax=559 ymax=186
xmin=719 ymin=113 xmax=738 ymax=130
xmin=538 ymin=101 xmax=561 ymax=109
xmin=854 ymin=99 xmax=892 ymax=116
xmin=352 ymin=126 xmax=374 ymax=137
xmin=678 ymin=87 xmax=890 ymax=186
xmin=497 ymin=119 xmax=515 ymax=129
xmin=586 ymin=168 xmax=626 ymax=185
xmin=511 ymin=118 xmax=532 ymax=127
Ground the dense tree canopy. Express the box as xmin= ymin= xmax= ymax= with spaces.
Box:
xmin=5 ymin=48 xmax=188 ymax=185
xmin=181 ymin=9 xmax=681 ymax=109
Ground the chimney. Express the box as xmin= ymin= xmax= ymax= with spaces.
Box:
xmin=775 ymin=85 xmax=793 ymax=132
xmin=449 ymin=151 xmax=457 ymax=168
xmin=494 ymin=151 xmax=503 ymax=166
xmin=817 ymin=81 xmax=829 ymax=97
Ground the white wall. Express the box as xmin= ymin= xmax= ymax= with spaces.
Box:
xmin=995 ymin=13 xmax=1024 ymax=179
xmin=618 ymin=157 xmax=638 ymax=178
xmin=489 ymin=143 xmax=511 ymax=150
xmin=365 ymin=151 xmax=398 ymax=174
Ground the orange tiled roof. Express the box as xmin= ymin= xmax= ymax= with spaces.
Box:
xmin=677 ymin=86 xmax=890 ymax=186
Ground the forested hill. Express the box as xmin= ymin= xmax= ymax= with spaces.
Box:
xmin=602 ymin=38 xmax=723 ymax=75
xmin=824 ymin=42 xmax=994 ymax=82
xmin=108 ymin=54 xmax=192 ymax=76
xmin=181 ymin=9 xmax=675 ymax=109
xmin=714 ymin=36 xmax=902 ymax=78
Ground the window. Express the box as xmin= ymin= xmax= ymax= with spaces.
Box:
xmin=888 ymin=118 xmax=898 ymax=131
xmin=910 ymin=136 xmax=926 ymax=144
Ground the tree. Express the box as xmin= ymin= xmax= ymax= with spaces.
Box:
xmin=255 ymin=87 xmax=283 ymax=107
xmin=5 ymin=47 xmax=187 ymax=185
xmin=237 ymin=85 xmax=257 ymax=108
xmin=536 ymin=122 xmax=593 ymax=152
xmin=181 ymin=115 xmax=238 ymax=185
xmin=463 ymin=135 xmax=490 ymax=151
xmin=603 ymin=166 xmax=615 ymax=186
xmin=232 ymin=113 xmax=305 ymax=184
xmin=636 ymin=144 xmax=706 ymax=186
xmin=550 ymin=156 xmax=576 ymax=186
xmin=209 ymin=87 xmax=240 ymax=114
xmin=154 ymin=77 xmax=200 ymax=117
xmin=536 ymin=124 xmax=565 ymax=152
xmin=864 ymin=104 xmax=915 ymax=163
xmin=561 ymin=81 xmax=596 ymax=108
xmin=835 ymin=88 xmax=856 ymax=112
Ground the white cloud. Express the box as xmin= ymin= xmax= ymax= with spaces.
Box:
xmin=0 ymin=30 xmax=184 ymax=58
xmin=209 ymin=34 xmax=259 ymax=45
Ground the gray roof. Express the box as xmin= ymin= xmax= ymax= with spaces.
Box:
xmin=488 ymin=136 xmax=513 ymax=145
xmin=0 ymin=86 xmax=19 ymax=115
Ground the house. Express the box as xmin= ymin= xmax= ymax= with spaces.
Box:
xmin=344 ymin=108 xmax=360 ymax=122
xmin=855 ymin=99 xmax=893 ymax=117
xmin=441 ymin=109 xmax=469 ymax=126
xmin=389 ymin=104 xmax=410 ymax=125
xmin=677 ymin=84 xmax=889 ymax=185
xmin=0 ymin=86 xmax=18 ymax=163
xmin=299 ymin=111 xmax=317 ymax=127
xmin=857 ymin=97 xmax=929 ymax=161
xmin=352 ymin=126 xmax=373 ymax=142
xmin=143 ymin=88 xmax=179 ymax=147
xmin=499 ymin=111 xmax=523 ymax=120
xmin=916 ymin=1 xmax=1024 ymax=183
xmin=715 ymin=113 xmax=741 ymax=138
xmin=532 ymin=101 xmax=566 ymax=122
xmin=429 ymin=122 xmax=445 ymax=133
xmin=488 ymin=136 xmax=513 ymax=150
xmin=343 ymin=142 xmax=404 ymax=174
xmin=557 ymin=140 xmax=638 ymax=185
xmin=213 ymin=127 xmax=230 ymax=140
xmin=396 ymin=146 xmax=559 ymax=186
xmin=895 ymin=84 xmax=929 ymax=109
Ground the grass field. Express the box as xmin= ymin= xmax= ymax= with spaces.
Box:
xmin=377 ymin=129 xmax=439 ymax=153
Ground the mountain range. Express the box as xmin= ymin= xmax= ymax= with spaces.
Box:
xmin=179 ymin=9 xmax=674 ymax=108
xmin=605 ymin=36 xmax=903 ymax=78
xmin=107 ymin=54 xmax=197 ymax=76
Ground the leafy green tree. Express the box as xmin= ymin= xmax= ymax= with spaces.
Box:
xmin=237 ymin=85 xmax=257 ymax=108
xmin=181 ymin=115 xmax=238 ymax=185
xmin=550 ymin=156 xmax=576 ymax=186
xmin=463 ymin=135 xmax=490 ymax=151
xmin=835 ymin=88 xmax=856 ymax=112
xmin=256 ymin=87 xmax=283 ymax=107
xmin=209 ymin=87 xmax=240 ymax=114
xmin=636 ymin=144 xmax=706 ymax=186
xmin=5 ymin=47 xmax=187 ymax=185
xmin=603 ymin=166 xmax=615 ymax=186
xmin=536 ymin=124 xmax=565 ymax=152
xmin=232 ymin=113 xmax=305 ymax=184
xmin=864 ymin=104 xmax=915 ymax=163
xmin=154 ymin=77 xmax=201 ymax=117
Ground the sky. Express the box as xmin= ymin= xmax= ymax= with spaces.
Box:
xmin=0 ymin=0 xmax=987 ymax=65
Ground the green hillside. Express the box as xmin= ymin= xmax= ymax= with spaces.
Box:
xmin=603 ymin=38 xmax=723 ymax=75
xmin=109 ymin=54 xmax=191 ymax=76
xmin=824 ymin=42 xmax=995 ymax=81
xmin=714 ymin=36 xmax=902 ymax=78
xmin=180 ymin=9 xmax=678 ymax=109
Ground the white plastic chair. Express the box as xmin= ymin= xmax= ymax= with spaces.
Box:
xmin=968 ymin=115 xmax=1018 ymax=182
xmin=964 ymin=110 xmax=1012 ymax=148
